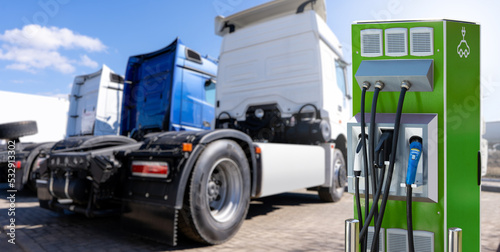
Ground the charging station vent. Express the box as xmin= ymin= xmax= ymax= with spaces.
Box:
xmin=410 ymin=27 xmax=434 ymax=56
xmin=385 ymin=28 xmax=407 ymax=57
xmin=367 ymin=227 xmax=385 ymax=252
xmin=386 ymin=228 xmax=434 ymax=252
xmin=361 ymin=29 xmax=383 ymax=57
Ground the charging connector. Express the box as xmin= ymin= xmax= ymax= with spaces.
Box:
xmin=406 ymin=135 xmax=422 ymax=252
xmin=406 ymin=136 xmax=423 ymax=185
xmin=353 ymin=135 xmax=365 ymax=176
xmin=374 ymin=130 xmax=393 ymax=168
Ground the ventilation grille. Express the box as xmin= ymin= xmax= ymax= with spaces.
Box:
xmin=366 ymin=227 xmax=385 ymax=252
xmin=387 ymin=229 xmax=407 ymax=252
xmin=386 ymin=228 xmax=434 ymax=252
xmin=411 ymin=27 xmax=434 ymax=56
xmin=414 ymin=232 xmax=434 ymax=252
xmin=412 ymin=33 xmax=431 ymax=52
xmin=385 ymin=28 xmax=407 ymax=56
xmin=110 ymin=73 xmax=124 ymax=84
xmin=186 ymin=48 xmax=202 ymax=64
xmin=361 ymin=29 xmax=383 ymax=57
xmin=363 ymin=34 xmax=381 ymax=53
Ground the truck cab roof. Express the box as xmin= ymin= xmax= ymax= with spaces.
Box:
xmin=215 ymin=0 xmax=326 ymax=37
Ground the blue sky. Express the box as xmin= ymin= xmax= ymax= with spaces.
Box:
xmin=0 ymin=0 xmax=499 ymax=122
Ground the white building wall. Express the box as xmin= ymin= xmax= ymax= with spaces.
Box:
xmin=0 ymin=91 xmax=69 ymax=142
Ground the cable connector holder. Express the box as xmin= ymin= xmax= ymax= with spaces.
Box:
xmin=362 ymin=81 xmax=371 ymax=89
xmin=375 ymin=81 xmax=385 ymax=90
xmin=401 ymin=80 xmax=411 ymax=90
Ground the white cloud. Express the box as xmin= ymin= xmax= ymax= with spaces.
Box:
xmin=79 ymin=54 xmax=98 ymax=68
xmin=0 ymin=25 xmax=106 ymax=74
xmin=0 ymin=25 xmax=106 ymax=52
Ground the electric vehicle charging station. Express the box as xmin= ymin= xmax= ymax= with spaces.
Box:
xmin=347 ymin=20 xmax=480 ymax=251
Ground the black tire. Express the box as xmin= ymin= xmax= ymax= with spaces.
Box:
xmin=318 ymin=148 xmax=347 ymax=202
xmin=179 ymin=140 xmax=251 ymax=245
xmin=0 ymin=121 xmax=37 ymax=140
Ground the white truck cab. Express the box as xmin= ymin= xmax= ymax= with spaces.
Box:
xmin=66 ymin=64 xmax=124 ymax=137
xmin=215 ymin=0 xmax=350 ymax=145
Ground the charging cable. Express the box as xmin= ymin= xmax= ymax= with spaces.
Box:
xmin=354 ymin=136 xmax=364 ymax=232
xmin=370 ymin=81 xmax=410 ymax=252
xmin=359 ymin=81 xmax=370 ymax=251
xmin=369 ymin=81 xmax=384 ymax=251
xmin=406 ymin=136 xmax=422 ymax=252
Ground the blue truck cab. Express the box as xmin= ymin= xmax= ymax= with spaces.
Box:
xmin=35 ymin=39 xmax=217 ymax=217
xmin=4 ymin=39 xmax=217 ymax=191
xmin=121 ymin=39 xmax=217 ymax=139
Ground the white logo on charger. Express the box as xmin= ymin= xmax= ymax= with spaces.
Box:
xmin=457 ymin=27 xmax=470 ymax=58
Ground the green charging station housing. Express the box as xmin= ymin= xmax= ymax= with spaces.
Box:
xmin=351 ymin=20 xmax=480 ymax=251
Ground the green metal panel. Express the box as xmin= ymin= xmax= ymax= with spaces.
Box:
xmin=350 ymin=20 xmax=480 ymax=251
xmin=445 ymin=20 xmax=481 ymax=252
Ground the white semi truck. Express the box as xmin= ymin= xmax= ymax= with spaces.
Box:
xmin=35 ymin=0 xmax=351 ymax=246
xmin=0 ymin=65 xmax=125 ymax=190
xmin=66 ymin=64 xmax=124 ymax=137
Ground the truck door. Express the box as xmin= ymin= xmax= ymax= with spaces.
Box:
xmin=135 ymin=59 xmax=173 ymax=132
xmin=179 ymin=69 xmax=214 ymax=131
xmin=333 ymin=60 xmax=350 ymax=128
xmin=77 ymin=76 xmax=99 ymax=135
xmin=97 ymin=73 xmax=123 ymax=135
xmin=203 ymin=79 xmax=216 ymax=129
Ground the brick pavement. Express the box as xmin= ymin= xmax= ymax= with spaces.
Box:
xmin=0 ymin=184 xmax=353 ymax=252
xmin=0 ymin=183 xmax=499 ymax=252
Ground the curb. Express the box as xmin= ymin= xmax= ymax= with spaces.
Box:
xmin=481 ymin=178 xmax=500 ymax=193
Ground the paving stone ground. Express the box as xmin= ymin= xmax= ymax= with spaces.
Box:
xmin=0 ymin=183 xmax=498 ymax=252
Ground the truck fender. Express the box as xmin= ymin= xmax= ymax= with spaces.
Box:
xmin=18 ymin=142 xmax=55 ymax=190
xmin=173 ymin=129 xmax=257 ymax=209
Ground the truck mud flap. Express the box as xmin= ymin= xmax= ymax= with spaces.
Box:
xmin=121 ymin=201 xmax=178 ymax=246
xmin=36 ymin=179 xmax=52 ymax=210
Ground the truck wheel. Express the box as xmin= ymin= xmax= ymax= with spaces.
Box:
xmin=0 ymin=121 xmax=37 ymax=140
xmin=180 ymin=140 xmax=250 ymax=245
xmin=318 ymin=149 xmax=347 ymax=202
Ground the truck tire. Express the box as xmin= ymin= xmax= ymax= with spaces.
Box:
xmin=0 ymin=121 xmax=37 ymax=140
xmin=179 ymin=139 xmax=251 ymax=245
xmin=318 ymin=148 xmax=347 ymax=202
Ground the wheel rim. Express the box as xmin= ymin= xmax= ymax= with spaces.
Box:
xmin=206 ymin=158 xmax=242 ymax=223
xmin=334 ymin=153 xmax=347 ymax=190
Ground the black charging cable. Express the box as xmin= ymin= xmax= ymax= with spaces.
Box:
xmin=406 ymin=136 xmax=423 ymax=252
xmin=405 ymin=185 xmax=414 ymax=252
xmin=368 ymin=81 xmax=384 ymax=251
xmin=359 ymin=82 xmax=371 ymax=251
xmin=370 ymin=81 xmax=411 ymax=252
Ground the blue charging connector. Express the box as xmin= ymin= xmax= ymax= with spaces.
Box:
xmin=406 ymin=136 xmax=423 ymax=185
